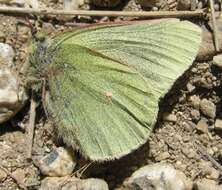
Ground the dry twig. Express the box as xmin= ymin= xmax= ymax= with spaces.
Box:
xmin=193 ymin=140 xmax=222 ymax=174
xmin=209 ymin=0 xmax=220 ymax=52
xmin=0 ymin=6 xmax=205 ymax=18
xmin=73 ymin=162 xmax=93 ymax=178
xmin=26 ymin=93 xmax=37 ymax=159
xmin=58 ymin=162 xmax=94 ymax=189
xmin=0 ymin=164 xmax=28 ymax=190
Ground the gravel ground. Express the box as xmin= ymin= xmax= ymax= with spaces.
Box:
xmin=0 ymin=0 xmax=221 ymax=190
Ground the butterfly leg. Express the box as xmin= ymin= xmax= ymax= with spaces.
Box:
xmin=41 ymin=78 xmax=49 ymax=118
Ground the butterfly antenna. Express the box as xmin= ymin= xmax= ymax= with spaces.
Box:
xmin=41 ymin=78 xmax=50 ymax=119
xmin=24 ymin=16 xmax=38 ymax=38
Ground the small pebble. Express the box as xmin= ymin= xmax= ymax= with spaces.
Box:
xmin=213 ymin=54 xmax=222 ymax=70
xmin=151 ymin=6 xmax=159 ymax=11
xmin=183 ymin=136 xmax=190 ymax=142
xmin=177 ymin=0 xmax=191 ymax=10
xmin=10 ymin=0 xmax=26 ymax=7
xmin=0 ymin=42 xmax=14 ymax=66
xmin=17 ymin=25 xmax=30 ymax=36
xmin=37 ymin=147 xmax=77 ymax=177
xmin=190 ymin=0 xmax=197 ymax=10
xmin=207 ymin=148 xmax=214 ymax=156
xmin=183 ymin=121 xmax=196 ymax=132
xmin=137 ymin=0 xmax=163 ymax=8
xmin=63 ymin=0 xmax=79 ymax=10
xmin=0 ymin=43 xmax=27 ymax=124
xmin=196 ymin=119 xmax=209 ymax=134
xmin=191 ymin=109 xmax=200 ymax=121
xmin=0 ymin=31 xmax=6 ymax=43
xmin=194 ymin=179 xmax=222 ymax=190
xmin=189 ymin=95 xmax=200 ymax=109
xmin=214 ymin=119 xmax=222 ymax=130
xmin=212 ymin=147 xmax=218 ymax=153
xmin=12 ymin=168 xmax=25 ymax=184
xmin=187 ymin=82 xmax=195 ymax=92
xmin=214 ymin=3 xmax=220 ymax=11
xmin=187 ymin=149 xmax=196 ymax=159
xmin=125 ymin=163 xmax=192 ymax=190
xmin=200 ymin=99 xmax=216 ymax=119
xmin=40 ymin=177 xmax=109 ymax=190
xmin=206 ymin=168 xmax=220 ymax=180
xmin=0 ymin=168 xmax=7 ymax=182
xmin=191 ymin=67 xmax=198 ymax=73
xmin=26 ymin=0 xmax=39 ymax=8
xmin=197 ymin=63 xmax=209 ymax=70
xmin=175 ymin=160 xmax=182 ymax=168
xmin=182 ymin=148 xmax=189 ymax=155
xmin=197 ymin=1 xmax=203 ymax=9
xmin=156 ymin=152 xmax=170 ymax=161
xmin=41 ymin=23 xmax=56 ymax=35
xmin=91 ymin=0 xmax=121 ymax=7
xmin=163 ymin=113 xmax=177 ymax=122
xmin=199 ymin=161 xmax=212 ymax=174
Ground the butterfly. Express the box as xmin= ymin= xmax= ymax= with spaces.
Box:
xmin=27 ymin=19 xmax=201 ymax=161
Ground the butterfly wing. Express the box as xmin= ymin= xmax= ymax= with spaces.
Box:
xmin=44 ymin=19 xmax=201 ymax=161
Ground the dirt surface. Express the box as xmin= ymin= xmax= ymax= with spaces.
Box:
xmin=0 ymin=0 xmax=222 ymax=190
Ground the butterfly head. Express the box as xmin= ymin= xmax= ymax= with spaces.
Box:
xmin=19 ymin=32 xmax=55 ymax=95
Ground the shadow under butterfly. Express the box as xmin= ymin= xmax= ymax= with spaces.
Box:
xmin=26 ymin=19 xmax=202 ymax=161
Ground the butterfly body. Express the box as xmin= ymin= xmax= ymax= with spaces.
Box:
xmin=27 ymin=19 xmax=201 ymax=161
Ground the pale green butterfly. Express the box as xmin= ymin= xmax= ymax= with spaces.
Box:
xmin=27 ymin=19 xmax=201 ymax=161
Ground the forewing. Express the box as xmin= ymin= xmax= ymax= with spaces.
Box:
xmin=53 ymin=19 xmax=201 ymax=97
xmin=46 ymin=19 xmax=201 ymax=161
